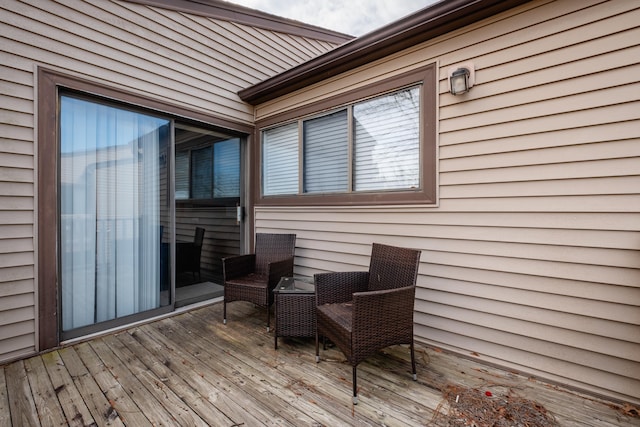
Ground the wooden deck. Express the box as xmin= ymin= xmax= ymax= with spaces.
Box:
xmin=1 ymin=301 xmax=638 ymax=427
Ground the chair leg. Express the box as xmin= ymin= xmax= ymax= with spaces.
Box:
xmin=223 ymin=301 xmax=227 ymax=325
xmin=352 ymin=366 xmax=358 ymax=405
xmin=266 ymin=307 xmax=270 ymax=332
xmin=315 ymin=330 xmax=320 ymax=363
xmin=410 ymin=340 xmax=417 ymax=381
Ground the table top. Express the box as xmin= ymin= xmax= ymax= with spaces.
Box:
xmin=275 ymin=277 xmax=314 ymax=294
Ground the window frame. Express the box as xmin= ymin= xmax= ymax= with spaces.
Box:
xmin=175 ymin=137 xmax=241 ymax=206
xmin=254 ymin=63 xmax=437 ymax=206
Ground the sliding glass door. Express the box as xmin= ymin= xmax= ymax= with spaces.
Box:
xmin=59 ymin=95 xmax=171 ymax=338
xmin=174 ymin=124 xmax=242 ymax=292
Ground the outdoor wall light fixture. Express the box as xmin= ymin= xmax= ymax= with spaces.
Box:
xmin=448 ymin=62 xmax=475 ymax=95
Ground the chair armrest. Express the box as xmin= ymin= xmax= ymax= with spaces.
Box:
xmin=222 ymin=254 xmax=256 ymax=281
xmin=314 ymin=271 xmax=369 ymax=305
xmin=266 ymin=256 xmax=295 ymax=289
xmin=352 ymin=285 xmax=416 ymax=335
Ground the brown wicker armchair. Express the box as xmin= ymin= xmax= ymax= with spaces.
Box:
xmin=222 ymin=233 xmax=296 ymax=331
xmin=315 ymin=243 xmax=421 ymax=404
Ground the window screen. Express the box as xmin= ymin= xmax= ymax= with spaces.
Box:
xmin=303 ymin=109 xmax=348 ymax=193
xmin=263 ymin=122 xmax=298 ymax=195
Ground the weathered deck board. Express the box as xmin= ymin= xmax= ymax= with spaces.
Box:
xmin=74 ymin=341 xmax=150 ymax=426
xmin=144 ymin=317 xmax=318 ymax=426
xmin=110 ymin=331 xmax=235 ymax=426
xmin=1 ymin=301 xmax=639 ymax=427
xmin=188 ymin=305 xmax=439 ymax=426
xmin=0 ymin=367 xmax=11 ymax=426
xmin=5 ymin=360 xmax=39 ymax=426
xmin=140 ymin=320 xmax=299 ymax=426
xmin=181 ymin=310 xmax=394 ymax=426
xmin=88 ymin=338 xmax=184 ymax=426
xmin=57 ymin=346 xmax=125 ymax=427
xmin=99 ymin=333 xmax=210 ymax=427
xmin=121 ymin=326 xmax=265 ymax=426
xmin=40 ymin=351 xmax=97 ymax=427
xmin=23 ymin=356 xmax=67 ymax=426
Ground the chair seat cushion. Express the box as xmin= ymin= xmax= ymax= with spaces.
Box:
xmin=318 ymin=301 xmax=353 ymax=333
xmin=226 ymin=273 xmax=268 ymax=288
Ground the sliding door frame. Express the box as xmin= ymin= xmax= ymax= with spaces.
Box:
xmin=37 ymin=67 xmax=253 ymax=351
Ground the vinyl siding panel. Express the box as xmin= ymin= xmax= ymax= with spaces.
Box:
xmin=2 ymin=0 xmax=343 ymax=125
xmin=253 ymin=0 xmax=640 ymax=404
xmin=0 ymin=0 xmax=343 ymax=362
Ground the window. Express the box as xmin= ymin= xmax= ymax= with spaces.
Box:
xmin=353 ymin=88 xmax=420 ymax=191
xmin=175 ymin=125 xmax=240 ymax=202
xmin=257 ymin=64 xmax=436 ymax=206
xmin=263 ymin=86 xmax=421 ymax=196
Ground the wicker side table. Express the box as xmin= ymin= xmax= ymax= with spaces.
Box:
xmin=274 ymin=277 xmax=315 ymax=350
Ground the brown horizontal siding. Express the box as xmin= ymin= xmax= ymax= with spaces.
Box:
xmin=123 ymin=0 xmax=352 ymax=43
xmin=439 ymin=103 xmax=640 ymax=145
xmin=0 ymin=0 xmax=343 ymax=362
xmin=417 ymin=300 xmax=638 ymax=365
xmin=440 ymin=176 xmax=640 ymax=198
xmin=252 ymin=0 xmax=640 ymax=405
xmin=0 ymin=56 xmax=35 ymax=363
xmin=257 ymin=214 xmax=639 ymax=251
xmin=418 ymin=279 xmax=639 ymax=333
xmin=2 ymin=0 xmax=344 ymax=125
xmin=413 ymin=320 xmax=639 ymax=400
xmin=441 ymin=121 xmax=635 ymax=163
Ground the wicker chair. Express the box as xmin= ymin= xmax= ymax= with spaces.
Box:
xmin=176 ymin=226 xmax=205 ymax=283
xmin=315 ymin=243 xmax=421 ymax=404
xmin=222 ymin=233 xmax=296 ymax=331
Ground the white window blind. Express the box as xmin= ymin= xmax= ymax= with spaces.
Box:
xmin=353 ymin=87 xmax=420 ymax=191
xmin=303 ymin=109 xmax=348 ymax=193
xmin=191 ymin=146 xmax=212 ymax=199
xmin=263 ymin=123 xmax=298 ymax=195
xmin=175 ymin=150 xmax=189 ymax=199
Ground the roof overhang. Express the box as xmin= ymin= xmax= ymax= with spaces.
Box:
xmin=239 ymin=0 xmax=532 ymax=105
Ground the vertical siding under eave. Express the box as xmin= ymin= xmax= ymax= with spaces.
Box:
xmin=253 ymin=0 xmax=640 ymax=404
xmin=0 ymin=0 xmax=343 ymax=363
